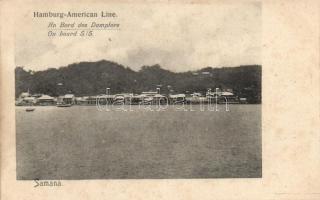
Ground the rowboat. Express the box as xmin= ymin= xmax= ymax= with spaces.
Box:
xmin=26 ymin=108 xmax=35 ymax=112
xmin=56 ymin=103 xmax=72 ymax=107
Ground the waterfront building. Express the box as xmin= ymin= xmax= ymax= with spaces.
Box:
xmin=37 ymin=95 xmax=55 ymax=105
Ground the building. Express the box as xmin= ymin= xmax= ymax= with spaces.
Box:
xmin=169 ymin=94 xmax=186 ymax=104
xmin=19 ymin=92 xmax=30 ymax=98
xmin=64 ymin=94 xmax=75 ymax=104
xmin=207 ymin=90 xmax=239 ymax=104
xmin=37 ymin=95 xmax=55 ymax=105
xmin=21 ymin=96 xmax=37 ymax=105
xmin=113 ymin=93 xmax=133 ymax=104
xmin=141 ymin=91 xmax=158 ymax=96
xmin=58 ymin=94 xmax=75 ymax=105
xmin=137 ymin=91 xmax=168 ymax=104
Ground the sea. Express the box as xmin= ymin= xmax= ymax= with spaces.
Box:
xmin=16 ymin=104 xmax=261 ymax=179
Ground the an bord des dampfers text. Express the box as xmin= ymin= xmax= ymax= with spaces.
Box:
xmin=33 ymin=11 xmax=120 ymax=37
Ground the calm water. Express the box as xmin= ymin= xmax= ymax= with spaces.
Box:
xmin=16 ymin=105 xmax=261 ymax=179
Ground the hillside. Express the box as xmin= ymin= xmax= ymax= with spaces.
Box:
xmin=15 ymin=60 xmax=261 ymax=103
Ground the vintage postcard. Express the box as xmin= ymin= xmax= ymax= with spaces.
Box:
xmin=0 ymin=0 xmax=319 ymax=199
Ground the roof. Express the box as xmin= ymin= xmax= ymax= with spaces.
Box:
xmin=23 ymin=97 xmax=35 ymax=100
xmin=142 ymin=91 xmax=158 ymax=95
xmin=114 ymin=93 xmax=133 ymax=98
xmin=20 ymin=92 xmax=30 ymax=97
xmin=37 ymin=95 xmax=54 ymax=100
xmin=154 ymin=94 xmax=165 ymax=98
xmin=86 ymin=96 xmax=99 ymax=100
xmin=134 ymin=94 xmax=145 ymax=98
xmin=221 ymin=92 xmax=234 ymax=96
xmin=114 ymin=96 xmax=125 ymax=99
xmin=191 ymin=93 xmax=202 ymax=97
xmin=143 ymin=97 xmax=153 ymax=101
xmin=64 ymin=94 xmax=75 ymax=98
xmin=207 ymin=91 xmax=234 ymax=96
xmin=169 ymin=94 xmax=186 ymax=98
xmin=97 ymin=95 xmax=115 ymax=98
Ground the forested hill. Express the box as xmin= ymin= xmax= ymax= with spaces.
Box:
xmin=15 ymin=60 xmax=261 ymax=103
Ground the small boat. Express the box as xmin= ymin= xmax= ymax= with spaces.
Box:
xmin=26 ymin=108 xmax=35 ymax=112
xmin=56 ymin=103 xmax=72 ymax=107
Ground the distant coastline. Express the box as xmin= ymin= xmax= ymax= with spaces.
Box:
xmin=15 ymin=60 xmax=261 ymax=104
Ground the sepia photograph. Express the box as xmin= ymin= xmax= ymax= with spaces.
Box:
xmin=14 ymin=2 xmax=262 ymax=180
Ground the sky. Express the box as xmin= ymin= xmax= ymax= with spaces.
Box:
xmin=15 ymin=2 xmax=261 ymax=72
